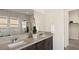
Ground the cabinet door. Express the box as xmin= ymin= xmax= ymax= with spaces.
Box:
xmin=22 ymin=44 xmax=36 ymax=50
xmin=44 ymin=37 xmax=53 ymax=50
xmin=36 ymin=40 xmax=45 ymax=50
xmin=36 ymin=37 xmax=53 ymax=50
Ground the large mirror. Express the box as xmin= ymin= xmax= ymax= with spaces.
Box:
xmin=0 ymin=9 xmax=34 ymax=37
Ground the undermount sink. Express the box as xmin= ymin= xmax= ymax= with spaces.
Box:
xmin=41 ymin=34 xmax=46 ymax=37
xmin=8 ymin=41 xmax=26 ymax=49
xmin=38 ymin=32 xmax=47 ymax=37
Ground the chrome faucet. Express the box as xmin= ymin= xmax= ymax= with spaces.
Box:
xmin=12 ymin=38 xmax=17 ymax=43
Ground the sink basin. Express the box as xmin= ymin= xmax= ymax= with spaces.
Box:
xmin=38 ymin=32 xmax=47 ymax=37
xmin=8 ymin=41 xmax=26 ymax=49
xmin=40 ymin=33 xmax=46 ymax=37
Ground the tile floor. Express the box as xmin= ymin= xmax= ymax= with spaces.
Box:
xmin=65 ymin=39 xmax=79 ymax=50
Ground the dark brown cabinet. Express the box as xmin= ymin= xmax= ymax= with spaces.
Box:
xmin=22 ymin=37 xmax=53 ymax=50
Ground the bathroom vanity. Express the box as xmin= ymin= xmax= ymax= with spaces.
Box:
xmin=0 ymin=32 xmax=53 ymax=50
xmin=22 ymin=36 xmax=53 ymax=50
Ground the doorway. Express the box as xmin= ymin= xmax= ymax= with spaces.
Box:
xmin=65 ymin=10 xmax=79 ymax=50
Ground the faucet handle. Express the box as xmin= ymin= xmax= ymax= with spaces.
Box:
xmin=15 ymin=38 xmax=17 ymax=41
xmin=12 ymin=38 xmax=17 ymax=43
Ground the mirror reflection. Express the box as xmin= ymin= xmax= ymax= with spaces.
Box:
xmin=0 ymin=9 xmax=34 ymax=37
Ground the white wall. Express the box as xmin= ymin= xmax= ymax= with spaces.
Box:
xmin=64 ymin=10 xmax=69 ymax=48
xmin=34 ymin=9 xmax=65 ymax=50
xmin=69 ymin=23 xmax=79 ymax=40
xmin=34 ymin=10 xmax=46 ymax=31
xmin=45 ymin=10 xmax=65 ymax=50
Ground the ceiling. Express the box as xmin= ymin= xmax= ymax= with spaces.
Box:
xmin=5 ymin=9 xmax=34 ymax=15
xmin=1 ymin=9 xmax=76 ymax=16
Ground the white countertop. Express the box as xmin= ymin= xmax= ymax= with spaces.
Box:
xmin=0 ymin=32 xmax=53 ymax=50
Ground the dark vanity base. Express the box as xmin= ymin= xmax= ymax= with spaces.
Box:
xmin=21 ymin=37 xmax=53 ymax=50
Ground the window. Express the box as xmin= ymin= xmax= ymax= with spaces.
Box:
xmin=0 ymin=16 xmax=27 ymax=36
xmin=9 ymin=17 xmax=19 ymax=34
xmin=10 ymin=17 xmax=19 ymax=28
xmin=0 ymin=16 xmax=8 ymax=36
xmin=0 ymin=16 xmax=7 ymax=28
